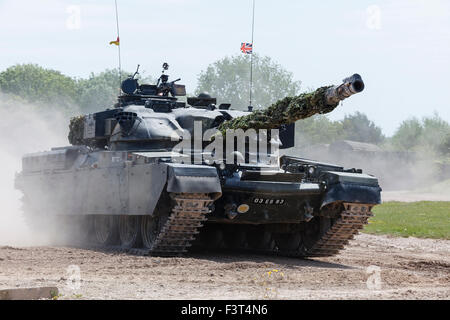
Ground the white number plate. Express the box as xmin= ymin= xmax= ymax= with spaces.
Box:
xmin=253 ymin=198 xmax=285 ymax=205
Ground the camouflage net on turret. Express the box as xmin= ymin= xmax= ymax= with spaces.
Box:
xmin=217 ymin=86 xmax=338 ymax=134
xmin=68 ymin=115 xmax=86 ymax=145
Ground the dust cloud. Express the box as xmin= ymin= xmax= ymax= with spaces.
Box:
xmin=0 ymin=93 xmax=70 ymax=245
xmin=289 ymin=128 xmax=450 ymax=201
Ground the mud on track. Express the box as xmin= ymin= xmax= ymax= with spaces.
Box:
xmin=0 ymin=234 xmax=449 ymax=300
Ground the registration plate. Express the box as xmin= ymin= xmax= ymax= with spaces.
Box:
xmin=253 ymin=198 xmax=285 ymax=205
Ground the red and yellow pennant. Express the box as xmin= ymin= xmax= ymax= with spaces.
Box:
xmin=109 ymin=36 xmax=120 ymax=46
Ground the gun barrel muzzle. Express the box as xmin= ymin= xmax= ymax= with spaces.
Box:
xmin=326 ymin=74 xmax=365 ymax=105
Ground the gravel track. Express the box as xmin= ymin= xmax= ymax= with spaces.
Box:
xmin=0 ymin=233 xmax=449 ymax=300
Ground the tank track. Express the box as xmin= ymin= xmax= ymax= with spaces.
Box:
xmin=305 ymin=202 xmax=374 ymax=257
xmin=67 ymin=201 xmax=371 ymax=259
xmin=256 ymin=202 xmax=374 ymax=258
xmin=149 ymin=193 xmax=214 ymax=255
xmin=195 ymin=202 xmax=374 ymax=259
xmin=71 ymin=193 xmax=214 ymax=257
xmin=267 ymin=202 xmax=374 ymax=258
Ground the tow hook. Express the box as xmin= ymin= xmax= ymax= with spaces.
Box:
xmin=225 ymin=203 xmax=238 ymax=220
xmin=304 ymin=203 xmax=314 ymax=222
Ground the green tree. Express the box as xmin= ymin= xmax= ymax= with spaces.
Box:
xmin=295 ymin=115 xmax=343 ymax=146
xmin=76 ymin=69 xmax=122 ymax=112
xmin=0 ymin=64 xmax=78 ymax=110
xmin=0 ymin=64 xmax=155 ymax=113
xmin=392 ymin=114 xmax=450 ymax=152
xmin=76 ymin=69 xmax=155 ymax=113
xmin=420 ymin=113 xmax=450 ymax=149
xmin=196 ymin=54 xmax=301 ymax=110
xmin=391 ymin=117 xmax=423 ymax=150
xmin=439 ymin=133 xmax=450 ymax=155
xmin=295 ymin=112 xmax=385 ymax=146
xmin=341 ymin=112 xmax=385 ymax=144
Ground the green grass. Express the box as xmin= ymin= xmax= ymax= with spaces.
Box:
xmin=364 ymin=202 xmax=450 ymax=239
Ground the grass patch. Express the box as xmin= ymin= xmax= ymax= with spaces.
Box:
xmin=364 ymin=202 xmax=450 ymax=239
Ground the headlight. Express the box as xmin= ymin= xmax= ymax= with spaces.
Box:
xmin=237 ymin=204 xmax=250 ymax=214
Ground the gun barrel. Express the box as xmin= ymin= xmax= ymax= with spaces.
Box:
xmin=217 ymin=73 xmax=365 ymax=133
xmin=325 ymin=74 xmax=365 ymax=105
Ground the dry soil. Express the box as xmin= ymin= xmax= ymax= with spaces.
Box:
xmin=0 ymin=233 xmax=449 ymax=300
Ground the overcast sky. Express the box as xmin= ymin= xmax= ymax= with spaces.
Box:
xmin=0 ymin=0 xmax=449 ymax=135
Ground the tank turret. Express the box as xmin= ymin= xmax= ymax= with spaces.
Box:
xmin=68 ymin=63 xmax=188 ymax=148
xmin=68 ymin=72 xmax=364 ymax=149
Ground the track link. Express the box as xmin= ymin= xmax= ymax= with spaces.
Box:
xmin=149 ymin=193 xmax=214 ymax=255
xmin=305 ymin=203 xmax=374 ymax=257
xmin=72 ymin=193 xmax=214 ymax=257
xmin=270 ymin=202 xmax=374 ymax=258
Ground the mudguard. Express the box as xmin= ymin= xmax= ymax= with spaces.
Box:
xmin=321 ymin=171 xmax=382 ymax=207
xmin=166 ymin=164 xmax=222 ymax=198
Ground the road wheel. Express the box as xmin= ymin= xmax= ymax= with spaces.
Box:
xmin=119 ymin=216 xmax=142 ymax=249
xmin=141 ymin=215 xmax=161 ymax=249
xmin=93 ymin=215 xmax=119 ymax=246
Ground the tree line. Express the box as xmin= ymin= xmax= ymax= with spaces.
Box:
xmin=1 ymin=59 xmax=449 ymax=156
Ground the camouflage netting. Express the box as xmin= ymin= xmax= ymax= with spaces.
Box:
xmin=68 ymin=115 xmax=86 ymax=145
xmin=217 ymin=86 xmax=338 ymax=134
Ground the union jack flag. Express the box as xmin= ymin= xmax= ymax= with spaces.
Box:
xmin=240 ymin=42 xmax=253 ymax=54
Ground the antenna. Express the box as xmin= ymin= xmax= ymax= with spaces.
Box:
xmin=114 ymin=0 xmax=122 ymax=87
xmin=132 ymin=64 xmax=140 ymax=78
xmin=249 ymin=0 xmax=256 ymax=109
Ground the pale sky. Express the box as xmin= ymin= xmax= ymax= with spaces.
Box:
xmin=0 ymin=0 xmax=449 ymax=136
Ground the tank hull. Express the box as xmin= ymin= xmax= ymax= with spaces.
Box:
xmin=16 ymin=148 xmax=221 ymax=217
xmin=16 ymin=148 xmax=381 ymax=258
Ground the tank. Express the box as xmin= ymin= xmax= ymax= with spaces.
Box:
xmin=15 ymin=63 xmax=381 ymax=258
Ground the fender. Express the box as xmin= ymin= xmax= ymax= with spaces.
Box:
xmin=321 ymin=171 xmax=382 ymax=208
xmin=166 ymin=164 xmax=222 ymax=199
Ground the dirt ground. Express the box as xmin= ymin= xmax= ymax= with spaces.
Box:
xmin=0 ymin=233 xmax=449 ymax=300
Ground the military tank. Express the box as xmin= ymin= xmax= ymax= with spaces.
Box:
xmin=15 ymin=63 xmax=381 ymax=258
